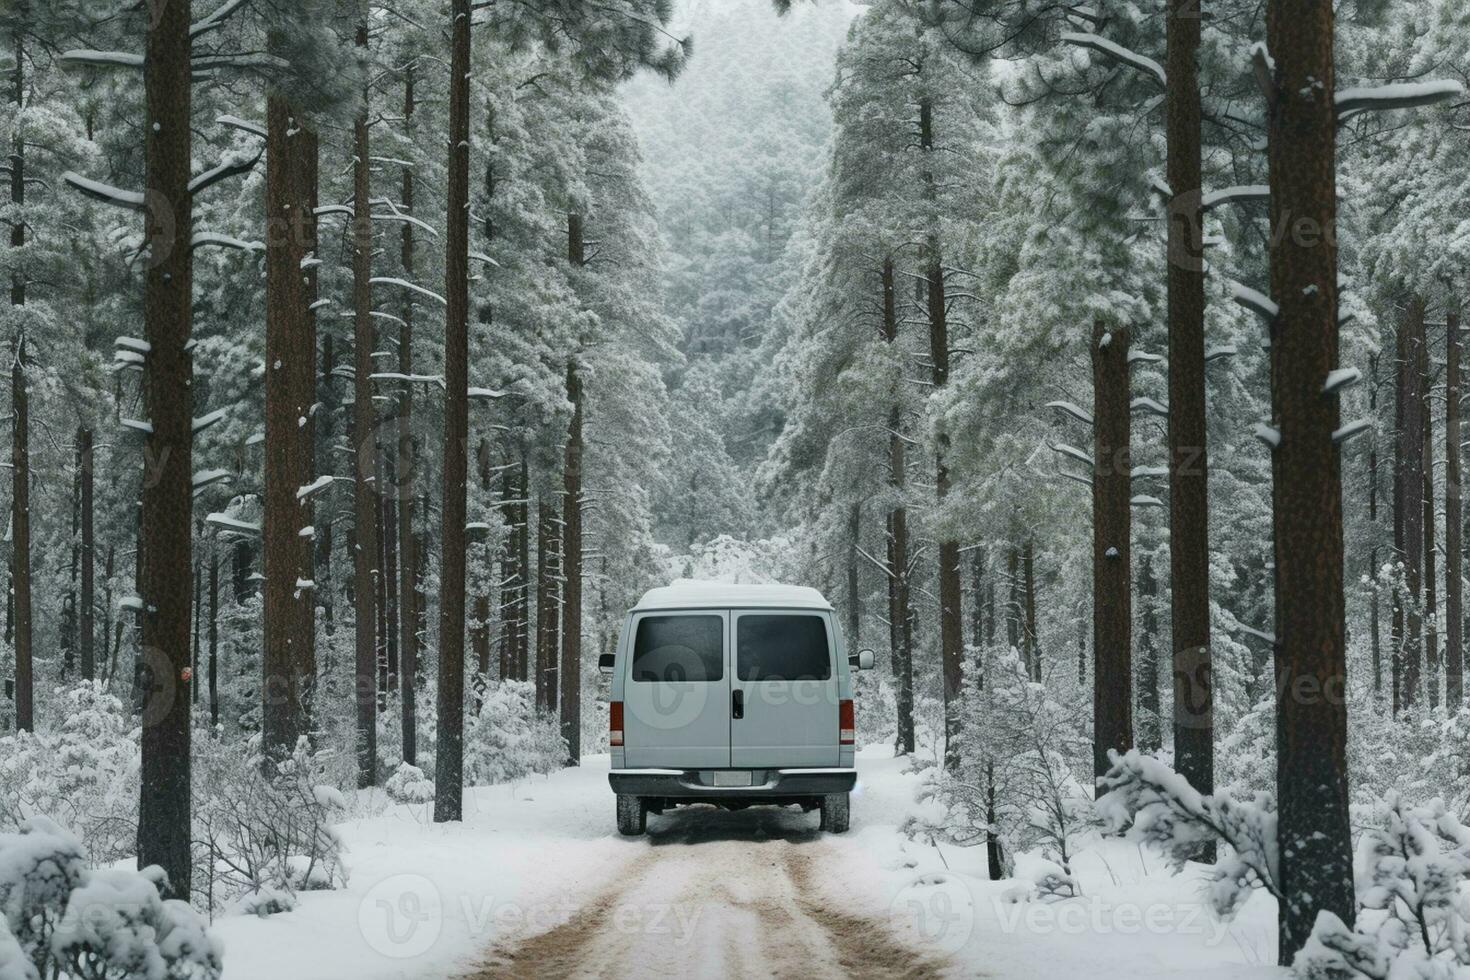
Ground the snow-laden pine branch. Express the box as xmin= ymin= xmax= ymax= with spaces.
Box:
xmin=1060 ymin=32 xmax=1166 ymax=90
xmin=1336 ymin=79 xmax=1464 ymax=119
xmin=61 ymin=172 xmax=145 ymax=211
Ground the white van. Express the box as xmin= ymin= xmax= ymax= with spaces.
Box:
xmin=600 ymin=581 xmax=874 ymax=836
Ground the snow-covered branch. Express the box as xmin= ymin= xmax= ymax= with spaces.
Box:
xmin=61 ymin=172 xmax=146 ymax=211
xmin=1046 ymin=400 xmax=1094 ymax=426
xmin=1336 ymin=80 xmax=1464 ymax=120
xmin=1060 ymin=32 xmax=1166 ymax=90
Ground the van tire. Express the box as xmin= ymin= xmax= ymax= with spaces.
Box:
xmin=616 ymin=794 xmax=647 ymax=836
xmin=819 ymin=793 xmax=849 ymax=833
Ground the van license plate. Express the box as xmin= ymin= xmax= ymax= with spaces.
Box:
xmin=713 ymin=771 xmax=752 ymax=787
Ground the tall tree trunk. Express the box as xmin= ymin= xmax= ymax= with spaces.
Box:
xmin=848 ymin=501 xmax=861 ymax=650
xmin=498 ymin=464 xmax=515 ymax=680
xmin=435 ymin=0 xmax=472 ymax=823
xmin=561 ymin=362 xmax=584 ymax=764
xmin=80 ymin=427 xmax=95 ymax=680
xmin=1166 ymin=0 xmax=1212 ymax=800
xmin=1393 ymin=323 xmax=1407 ymax=717
xmin=10 ymin=336 xmax=30 ymax=731
xmin=318 ymin=335 xmax=335 ymax=638
xmin=1137 ymin=552 xmax=1162 ymax=753
xmin=1369 ymin=355 xmax=1382 ymax=698
xmin=515 ymin=458 xmax=530 ymax=681
xmin=350 ymin=25 xmax=379 ymax=787
xmin=918 ymin=95 xmax=963 ymax=769
xmin=561 ymin=214 xmax=585 ymax=761
xmin=137 ymin=0 xmax=194 ymax=896
xmin=209 ymin=545 xmax=219 ymax=730
xmin=1402 ymin=296 xmax=1427 ymax=710
xmin=536 ymin=498 xmax=562 ymax=701
xmin=1265 ymin=0 xmax=1356 ymax=955
xmin=9 ymin=32 xmax=30 ymax=730
xmin=1023 ymin=536 xmax=1038 ymax=681
xmin=881 ymin=257 xmax=914 ymax=755
xmin=1425 ymin=372 xmax=1439 ymax=710
xmin=1092 ymin=321 xmax=1132 ymax=787
xmin=397 ymin=62 xmax=420 ymax=750
xmin=262 ymin=93 xmax=318 ymax=758
xmin=472 ymin=439 xmax=492 ymax=684
xmin=1447 ymin=310 xmax=1464 ymax=709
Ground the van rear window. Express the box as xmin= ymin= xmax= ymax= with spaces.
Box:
xmin=631 ymin=615 xmax=724 ymax=682
xmin=737 ymin=615 xmax=831 ymax=681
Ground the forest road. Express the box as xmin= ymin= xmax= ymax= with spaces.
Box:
xmin=463 ymin=805 xmax=956 ymax=980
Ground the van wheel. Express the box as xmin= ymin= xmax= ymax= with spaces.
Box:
xmin=819 ymin=793 xmax=849 ymax=833
xmin=616 ymin=794 xmax=647 ymax=836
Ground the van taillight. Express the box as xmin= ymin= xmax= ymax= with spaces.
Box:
xmin=610 ymin=701 xmax=624 ymax=747
xmin=839 ymin=699 xmax=854 ymax=745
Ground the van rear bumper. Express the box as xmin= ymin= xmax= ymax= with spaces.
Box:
xmin=608 ymin=767 xmax=856 ymax=799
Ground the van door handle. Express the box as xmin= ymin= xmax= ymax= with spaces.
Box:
xmin=732 ymin=689 xmax=744 ymax=720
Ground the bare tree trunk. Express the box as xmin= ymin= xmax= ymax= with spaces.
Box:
xmin=262 ymin=92 xmax=318 ymax=758
xmin=1425 ymin=365 xmax=1439 ymax=710
xmin=1402 ymin=296 xmax=1427 ymax=710
xmin=209 ymin=545 xmax=219 ymax=730
xmin=1369 ymin=354 xmax=1382 ymax=698
xmin=472 ymin=440 xmax=492 ymax=685
xmin=1393 ymin=324 xmax=1406 ymax=717
xmin=561 ymin=214 xmax=586 ymax=761
xmin=1092 ymin=320 xmax=1132 ymax=787
xmin=10 ymin=336 xmax=30 ymax=731
xmin=8 ymin=33 xmax=30 ymax=728
xmin=561 ymin=361 xmax=584 ymax=764
xmin=1447 ymin=310 xmax=1464 ymax=709
xmin=318 ymin=335 xmax=335 ymax=638
xmin=1023 ymin=537 xmax=1038 ymax=681
xmin=80 ymin=427 xmax=95 ymax=680
xmin=1265 ymin=0 xmax=1356 ymax=954
xmin=918 ymin=95 xmax=963 ymax=769
xmin=136 ymin=0 xmax=194 ymax=896
xmin=350 ymin=23 xmax=379 ymax=786
xmin=848 ymin=501 xmax=861 ymax=650
xmin=1137 ymin=552 xmax=1162 ymax=753
xmin=881 ymin=257 xmax=914 ymax=755
xmin=515 ymin=458 xmax=530 ymax=681
xmin=434 ymin=0 xmax=472 ymax=823
xmin=397 ymin=62 xmax=420 ymax=747
xmin=1166 ymin=0 xmax=1212 ymax=802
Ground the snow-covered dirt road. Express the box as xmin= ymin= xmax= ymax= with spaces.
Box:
xmin=468 ymin=807 xmax=949 ymax=979
xmin=214 ymin=746 xmax=1285 ymax=980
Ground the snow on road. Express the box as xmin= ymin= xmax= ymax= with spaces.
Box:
xmin=215 ymin=746 xmax=1287 ymax=980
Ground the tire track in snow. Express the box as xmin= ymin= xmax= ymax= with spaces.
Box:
xmin=465 ymin=810 xmax=953 ymax=980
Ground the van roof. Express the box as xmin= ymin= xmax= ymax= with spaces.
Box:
xmin=633 ymin=579 xmax=833 ymax=612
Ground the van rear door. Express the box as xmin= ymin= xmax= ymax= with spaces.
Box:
xmin=622 ymin=610 xmax=731 ymax=768
xmin=729 ymin=610 xmax=840 ymax=768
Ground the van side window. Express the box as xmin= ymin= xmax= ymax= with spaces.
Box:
xmin=631 ymin=615 xmax=724 ymax=682
xmin=737 ymin=615 xmax=831 ymax=681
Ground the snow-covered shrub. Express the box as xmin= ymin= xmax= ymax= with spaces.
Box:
xmin=53 ymin=866 xmax=222 ymax=980
xmin=384 ymin=763 xmax=435 ymax=805
xmin=0 ymin=817 xmax=220 ymax=979
xmin=0 ymin=817 xmax=87 ymax=972
xmin=464 ymin=681 xmax=567 ymax=787
xmin=0 ymin=684 xmax=138 ymax=865
xmin=1295 ymin=794 xmax=1470 ymax=979
xmin=193 ymin=737 xmax=347 ymax=915
xmin=916 ymin=649 xmax=1093 ymax=882
xmin=1097 ymin=749 xmax=1281 ymax=920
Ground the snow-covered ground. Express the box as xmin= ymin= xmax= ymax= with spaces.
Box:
xmin=214 ymin=746 xmax=1288 ymax=979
